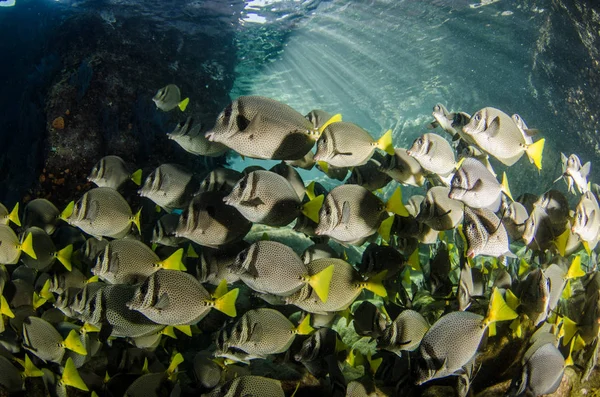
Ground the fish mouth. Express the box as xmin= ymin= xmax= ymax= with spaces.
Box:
xmin=204 ymin=131 xmax=215 ymax=142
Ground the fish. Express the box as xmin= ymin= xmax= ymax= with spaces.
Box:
xmin=224 ymin=170 xmax=322 ymax=227
xmin=314 ymin=122 xmax=394 ymax=168
xmin=378 ymin=309 xmax=430 ymax=355
xmin=0 ymin=225 xmax=36 ymax=264
xmin=19 ymin=227 xmax=72 ymax=271
xmin=22 ymin=316 xmax=86 ymax=363
xmin=202 ymin=375 xmax=285 ymax=397
xmin=152 ymin=84 xmax=189 ymax=112
xmin=205 ymin=96 xmax=339 ymax=160
xmin=517 ymin=268 xmax=550 ymax=326
xmin=216 ymin=308 xmax=313 ymax=361
xmin=151 ymin=214 xmax=187 ymax=247
xmin=285 ymin=150 xmax=316 ymax=170
xmin=176 ymin=191 xmax=252 ymax=248
xmin=347 ymin=152 xmax=392 ymax=192
xmin=0 ymin=202 xmax=20 ymax=227
xmin=269 ymin=161 xmax=306 ymax=199
xmin=229 ymin=241 xmax=334 ymax=301
xmin=283 ymin=258 xmax=387 ymax=314
xmin=449 ymin=157 xmax=511 ymax=210
xmin=557 ymin=153 xmax=591 ymax=194
xmin=407 ymin=133 xmax=457 ymax=177
xmin=572 ymin=191 xmax=600 ymax=249
xmin=167 ymin=116 xmax=228 ymax=157
xmin=87 ymin=155 xmax=142 ymax=190
xmin=301 ymin=243 xmax=338 ymax=264
xmin=500 ymin=198 xmax=528 ymax=241
xmin=198 ymin=168 xmax=242 ymax=194
xmin=461 ymin=107 xmax=545 ymax=169
xmin=462 ymin=206 xmax=515 ymax=258
xmin=352 ymin=301 xmax=390 ymax=338
xmin=358 ymin=243 xmax=405 ymax=279
xmin=379 ymin=148 xmax=426 ymax=187
xmin=62 ymin=187 xmax=141 ymax=239
xmin=511 ymin=114 xmax=538 ymax=146
xmin=138 ymin=164 xmax=200 ymax=213
xmin=315 ymin=185 xmax=407 ymax=245
xmin=533 ymin=189 xmax=570 ymax=229
xmin=196 ymin=242 xmax=248 ymax=286
xmin=92 ymin=238 xmax=184 ymax=284
xmin=522 ymin=207 xmax=557 ymax=252
xmin=428 ymin=103 xmax=471 ymax=139
xmin=127 ymin=269 xmax=238 ymax=325
xmin=22 ymin=199 xmax=60 ymax=235
xmin=417 ymin=186 xmax=464 ymax=231
xmin=416 ymin=289 xmax=517 ymax=384
xmin=458 ymin=261 xmax=481 ymax=311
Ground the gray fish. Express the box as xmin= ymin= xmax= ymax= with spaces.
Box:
xmin=285 ymin=150 xmax=316 ymax=170
xmin=462 ymin=206 xmax=514 ymax=258
xmin=0 ymin=202 xmax=20 ymax=227
xmin=380 ymin=148 xmax=426 ymax=187
xmin=509 ymin=336 xmax=564 ymax=396
xmin=347 ymin=153 xmax=392 ymax=192
xmin=314 ymin=122 xmax=394 ymax=168
xmin=407 ymin=133 xmax=457 ymax=177
xmin=449 ymin=157 xmax=507 ymax=210
xmin=522 ymin=207 xmax=557 ymax=252
xmin=92 ymin=238 xmax=184 ymax=284
xmin=88 ymin=155 xmax=142 ymax=190
xmin=572 ymin=191 xmax=600 ymax=249
xmin=22 ymin=316 xmax=86 ymax=363
xmin=196 ymin=242 xmax=248 ymax=286
xmin=543 ymin=263 xmax=568 ymax=312
xmin=378 ymin=309 xmax=429 ymax=355
xmin=151 ymin=214 xmax=186 ymax=247
xmin=511 ymin=114 xmax=538 ymax=146
xmin=269 ymin=161 xmax=306 ymax=199
xmin=19 ymin=227 xmax=72 ymax=271
xmin=462 ymin=107 xmax=544 ymax=169
xmin=558 ymin=153 xmax=590 ymax=194
xmin=417 ymin=186 xmax=464 ymax=231
xmin=500 ymin=198 xmax=528 ymax=241
xmin=22 ymin=199 xmax=60 ymax=235
xmin=127 ymin=269 xmax=238 ymax=325
xmin=64 ymin=187 xmax=140 ymax=239
xmin=202 ymin=375 xmax=284 ymax=397
xmin=138 ymin=164 xmax=200 ymax=213
xmin=176 ymin=191 xmax=252 ymax=248
xmin=199 ymin=168 xmax=242 ymax=194
xmin=0 ymin=225 xmax=36 ymax=264
xmin=152 ymin=84 xmax=189 ymax=112
xmin=352 ymin=301 xmax=390 ymax=338
xmin=205 ymin=96 xmax=330 ymax=160
xmin=302 ymin=243 xmax=338 ymax=264
xmin=517 ymin=268 xmax=550 ymax=326
xmin=168 ymin=116 xmax=227 ymax=157
xmin=533 ymin=189 xmax=569 ymax=229
xmin=428 ymin=104 xmax=471 ymax=139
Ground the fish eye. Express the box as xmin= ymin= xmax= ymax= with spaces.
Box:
xmin=417 ymin=138 xmax=423 ymax=145
xmin=434 ymin=105 xmax=441 ymax=111
xmin=237 ymin=250 xmax=248 ymax=263
xmin=474 ymin=114 xmax=481 ymax=121
xmin=140 ymin=282 xmax=149 ymax=296
xmin=239 ymin=178 xmax=247 ymax=190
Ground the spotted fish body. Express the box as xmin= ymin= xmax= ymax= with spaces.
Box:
xmin=138 ymin=164 xmax=199 ymax=212
xmin=378 ymin=309 xmax=429 ymax=354
xmin=202 ymin=376 xmax=284 ymax=397
xmin=22 ymin=199 xmax=60 ymax=234
xmin=417 ymin=186 xmax=464 ymax=231
xmin=407 ymin=133 xmax=457 ymax=176
xmin=205 ymin=96 xmax=318 ymax=160
xmin=463 ymin=206 xmax=513 ymax=258
xmin=381 ymin=148 xmax=426 ymax=187
xmin=449 ymin=157 xmax=503 ymax=210
xmin=168 ymin=117 xmax=227 ymax=157
xmin=88 ymin=155 xmax=138 ymax=190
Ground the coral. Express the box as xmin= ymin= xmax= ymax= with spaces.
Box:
xmin=52 ymin=116 xmax=65 ymax=130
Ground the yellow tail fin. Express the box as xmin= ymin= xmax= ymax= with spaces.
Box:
xmin=385 ymin=186 xmax=409 ymax=216
xmin=317 ymin=161 xmax=329 ymax=174
xmin=501 ymin=172 xmax=513 ymax=201
xmin=213 ymin=279 xmax=228 ymax=299
xmin=509 ymin=317 xmax=523 ymax=338
xmin=63 ymin=330 xmax=87 ymax=355
xmin=408 ymin=248 xmax=421 ymax=271
xmin=378 ymin=215 xmax=394 ymax=243
xmin=367 ymin=353 xmax=382 ymax=374
xmin=488 ymin=322 xmax=497 ymax=337
xmin=186 ymin=244 xmax=199 ymax=258
xmin=525 ymin=138 xmax=545 ymax=170
xmin=178 ymin=98 xmax=190 ymax=112
xmin=161 ymin=326 xmax=177 ymax=339
xmin=131 ymin=208 xmax=142 ymax=234
xmin=364 ymin=270 xmax=388 ymax=297
xmin=214 ymin=288 xmax=238 ymax=317
xmin=561 ymin=316 xmax=578 ymax=346
xmin=130 ymin=169 xmax=143 ymax=186
xmin=483 ymin=288 xmax=518 ymax=327
xmin=307 ymin=265 xmax=334 ymax=303
xmin=554 ymin=228 xmax=570 ymax=257
xmin=567 ymin=255 xmax=585 ymax=279
xmin=81 ymin=322 xmax=100 ymax=334
xmin=167 ymin=352 xmax=184 ymax=380
xmin=376 ymin=129 xmax=395 ymax=155
xmin=0 ymin=295 xmax=14 ymax=318
xmin=158 ymin=248 xmax=185 ymax=271
xmin=295 ymin=314 xmax=314 ymax=335
xmin=40 ymin=279 xmax=53 ymax=301
xmin=562 ymin=279 xmax=573 ymax=300
xmin=141 ymin=357 xmax=150 ymax=374
xmin=23 ymin=354 xmax=43 ymax=378
xmin=518 ymin=258 xmax=529 ymax=277
xmin=8 ymin=203 xmax=20 ymax=227
xmin=32 ymin=292 xmax=47 ymax=310
xmin=305 ymin=181 xmax=316 ymax=201
xmin=583 ymin=240 xmax=592 ymax=256
xmin=62 ymin=357 xmax=89 ymax=391
xmin=56 ymin=245 xmax=73 ymax=271
xmin=60 ymin=201 xmax=75 ymax=221
xmin=174 ymin=325 xmax=192 ymax=336
xmin=318 ymin=113 xmax=342 ymax=134
xmin=20 ymin=232 xmax=37 ymax=260
xmin=505 ymin=289 xmax=520 ymax=311
xmin=302 ymin=194 xmax=324 ymax=224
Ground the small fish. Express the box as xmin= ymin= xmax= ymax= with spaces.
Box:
xmin=216 ymin=308 xmax=313 ymax=361
xmin=428 ymin=104 xmax=471 ymax=139
xmin=572 ymin=191 xmax=600 ymax=249
xmin=0 ymin=202 xmax=20 ymax=227
xmin=347 ymin=153 xmax=393 ymax=192
xmin=151 ymin=213 xmax=187 ymax=247
xmin=462 ymin=206 xmax=515 ymax=258
xmin=138 ymin=164 xmax=200 ymax=213
xmin=417 ymin=186 xmax=464 ymax=231
xmin=92 ymin=239 xmax=184 ymax=284
xmin=352 ymin=301 xmax=390 ymax=338
xmin=176 ymin=191 xmax=252 ymax=248
xmin=88 ymin=155 xmax=142 ymax=190
xmin=285 ymin=150 xmax=316 ymax=170
xmin=301 ymin=243 xmax=338 ymax=264
xmin=0 ymin=225 xmax=36 ymax=264
xmin=314 ymin=122 xmax=394 ymax=168
xmin=449 ymin=157 xmax=510 ymax=210
xmin=230 ymin=241 xmax=334 ymax=301
xmin=22 ymin=199 xmax=60 ymax=235
xmin=461 ymin=107 xmax=545 ymax=169
xmin=522 ymin=207 xmax=557 ymax=252
xmin=380 ymin=148 xmax=426 ymax=187
xmin=22 ymin=316 xmax=86 ymax=363
xmin=167 ymin=117 xmax=227 ymax=157
xmin=152 ymin=84 xmax=189 ymax=112
xmin=378 ymin=309 xmax=430 ymax=355
xmin=358 ymin=243 xmax=405 ymax=279
xmin=196 ymin=242 xmax=248 ymax=286
xmin=416 ymin=289 xmax=517 ymax=384
xmin=199 ymin=168 xmax=242 ymax=194
xmin=407 ymin=133 xmax=457 ymax=177
xmin=315 ymin=185 xmax=407 ymax=245
xmin=557 ymin=153 xmax=591 ymax=194
xmin=206 ymin=96 xmax=338 ymax=160
xmin=511 ymin=114 xmax=538 ymax=146
xmin=533 ymin=189 xmax=569 ymax=229
xmin=19 ymin=227 xmax=72 ymax=271
xmin=127 ymin=269 xmax=238 ymax=325
xmin=202 ymin=375 xmax=284 ymax=397
xmin=517 ymin=268 xmax=550 ymax=326
xmin=224 ymin=170 xmax=322 ymax=227
xmin=63 ymin=187 xmax=141 ymax=239
xmin=500 ymin=198 xmax=528 ymax=241
xmin=269 ymin=161 xmax=306 ymax=199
